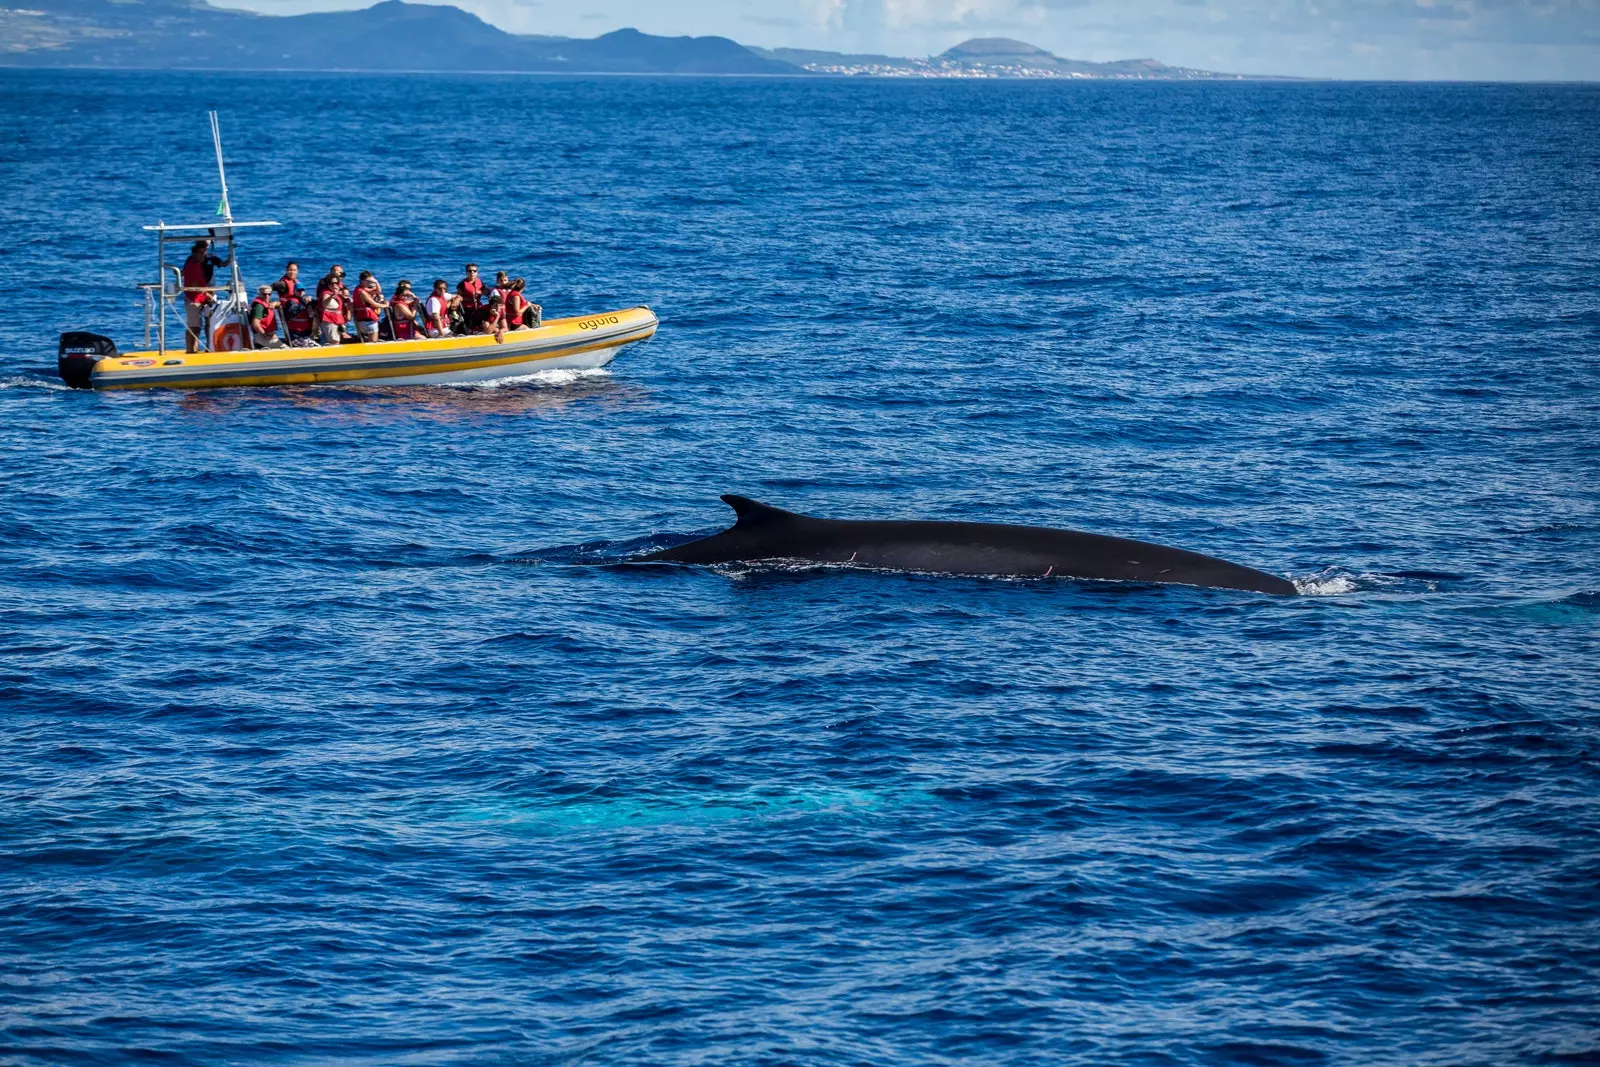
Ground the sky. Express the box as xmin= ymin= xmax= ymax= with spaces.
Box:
xmin=228 ymin=0 xmax=1600 ymax=79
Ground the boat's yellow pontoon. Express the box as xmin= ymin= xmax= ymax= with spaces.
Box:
xmin=62 ymin=306 xmax=658 ymax=391
xmin=58 ymin=112 xmax=657 ymax=391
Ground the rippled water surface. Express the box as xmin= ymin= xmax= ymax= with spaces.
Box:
xmin=2 ymin=72 xmax=1598 ymax=1065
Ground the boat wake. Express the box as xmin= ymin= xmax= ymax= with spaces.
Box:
xmin=0 ymin=374 xmax=72 ymax=391
xmin=445 ymin=367 xmax=612 ymax=390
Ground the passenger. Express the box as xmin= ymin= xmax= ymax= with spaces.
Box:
xmin=389 ymin=280 xmax=421 ymax=340
xmin=509 ymin=278 xmax=541 ymax=329
xmin=424 ymin=279 xmax=454 ymax=338
xmin=492 ymin=270 xmax=513 ymax=308
xmin=480 ymin=293 xmax=507 ymax=341
xmin=316 ymin=265 xmax=349 ymax=342
xmin=181 ymin=239 xmax=231 ymax=353
xmin=248 ymin=284 xmax=285 ymax=349
xmin=314 ymin=264 xmax=342 ymax=304
xmin=503 ymin=279 xmax=532 ymax=331
xmin=457 ymin=262 xmax=486 ymax=332
xmin=279 ymin=281 xmax=314 ymax=343
xmin=276 ymin=261 xmax=303 ymax=301
xmin=317 ymin=277 xmax=346 ymax=345
xmin=352 ymin=271 xmax=388 ymax=343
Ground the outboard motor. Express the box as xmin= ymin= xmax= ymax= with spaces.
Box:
xmin=58 ymin=332 xmax=117 ymax=389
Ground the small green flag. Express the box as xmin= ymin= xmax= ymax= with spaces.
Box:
xmin=216 ymin=199 xmax=225 ymax=216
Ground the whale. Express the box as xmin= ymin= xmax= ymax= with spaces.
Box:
xmin=637 ymin=495 xmax=1299 ymax=596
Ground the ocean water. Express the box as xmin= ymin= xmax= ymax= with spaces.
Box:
xmin=1 ymin=71 xmax=1598 ymax=1065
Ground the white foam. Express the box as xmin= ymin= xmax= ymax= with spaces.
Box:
xmin=1293 ymin=570 xmax=1435 ymax=596
xmin=445 ymin=367 xmax=611 ymax=390
xmin=0 ymin=375 xmax=71 ymax=391
xmin=1295 ymin=573 xmax=1361 ymax=596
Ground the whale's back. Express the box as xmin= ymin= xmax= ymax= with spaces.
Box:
xmin=639 ymin=496 xmax=1298 ymax=596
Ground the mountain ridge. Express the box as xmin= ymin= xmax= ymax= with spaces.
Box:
xmin=0 ymin=0 xmax=803 ymax=74
xmin=0 ymin=1 xmax=1250 ymax=78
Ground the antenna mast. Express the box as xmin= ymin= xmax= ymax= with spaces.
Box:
xmin=209 ymin=110 xmax=233 ymax=226
xmin=207 ymin=110 xmax=246 ymax=310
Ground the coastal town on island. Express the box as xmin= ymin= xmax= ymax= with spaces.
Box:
xmin=754 ymin=39 xmax=1247 ymax=79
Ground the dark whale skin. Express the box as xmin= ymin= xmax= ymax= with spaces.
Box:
xmin=638 ymin=496 xmax=1299 ymax=596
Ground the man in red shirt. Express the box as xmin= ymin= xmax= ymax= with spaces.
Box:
xmin=181 ymin=239 xmax=231 ymax=353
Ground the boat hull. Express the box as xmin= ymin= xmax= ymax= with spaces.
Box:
xmin=79 ymin=306 xmax=657 ymax=390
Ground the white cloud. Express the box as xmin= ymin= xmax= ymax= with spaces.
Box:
xmin=802 ymin=0 xmax=849 ymax=30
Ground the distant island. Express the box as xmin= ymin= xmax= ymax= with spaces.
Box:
xmin=1 ymin=0 xmax=1254 ymax=78
xmin=753 ymin=38 xmax=1241 ymax=80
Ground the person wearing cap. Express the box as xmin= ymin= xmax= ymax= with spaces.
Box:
xmin=180 ymin=239 xmax=231 ymax=353
xmin=248 ymin=284 xmax=284 ymax=349
xmin=277 ymin=280 xmax=314 ymax=343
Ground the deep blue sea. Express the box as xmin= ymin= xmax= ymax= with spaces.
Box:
xmin=1 ymin=71 xmax=1598 ymax=1065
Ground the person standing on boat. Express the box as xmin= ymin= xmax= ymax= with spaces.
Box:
xmin=316 ymin=265 xmax=350 ymax=343
xmin=389 ymin=281 xmax=421 ymax=341
xmin=457 ymin=263 xmax=486 ymax=333
xmin=248 ymin=284 xmax=285 ymax=349
xmin=352 ymin=272 xmax=389 ymax=343
xmin=424 ymin=280 xmax=454 ymax=338
xmin=317 ymin=277 xmax=347 ymax=346
xmin=181 ymin=239 xmax=231 ymax=353
xmin=315 ymin=264 xmax=341 ymax=300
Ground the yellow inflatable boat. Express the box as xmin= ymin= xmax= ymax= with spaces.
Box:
xmin=59 ymin=112 xmax=658 ymax=391
xmin=60 ymin=306 xmax=658 ymax=391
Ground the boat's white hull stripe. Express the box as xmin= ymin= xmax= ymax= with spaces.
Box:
xmin=367 ymin=344 xmax=625 ymax=385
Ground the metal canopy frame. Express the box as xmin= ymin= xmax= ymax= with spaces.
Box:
xmin=143 ymin=112 xmax=281 ymax=357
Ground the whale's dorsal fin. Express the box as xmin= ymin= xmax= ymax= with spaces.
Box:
xmin=721 ymin=495 xmax=799 ymax=527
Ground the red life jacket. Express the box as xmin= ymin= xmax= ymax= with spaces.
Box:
xmin=182 ymin=255 xmax=213 ymax=304
xmin=277 ymin=275 xmax=302 ymax=300
xmin=317 ymin=278 xmax=346 ymax=311
xmin=286 ymin=298 xmax=313 ymax=333
xmin=493 ymin=286 xmax=513 ymax=307
xmin=320 ymin=290 xmax=344 ymax=325
xmin=354 ymin=287 xmax=383 ymax=322
xmin=459 ymin=277 xmax=484 ymax=307
xmin=250 ymin=296 xmax=277 ymax=335
xmin=391 ymin=294 xmax=418 ymax=339
xmin=505 ymin=291 xmax=527 ymax=325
